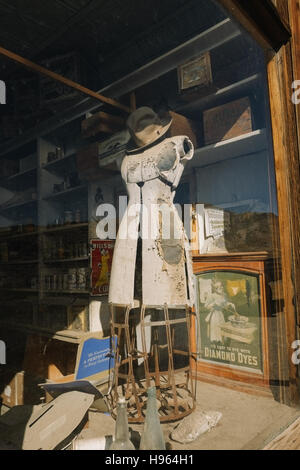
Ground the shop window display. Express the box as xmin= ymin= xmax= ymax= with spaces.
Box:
xmin=0 ymin=0 xmax=297 ymax=449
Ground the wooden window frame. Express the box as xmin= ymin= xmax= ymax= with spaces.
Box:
xmin=218 ymin=0 xmax=291 ymax=50
xmin=216 ymin=0 xmax=300 ymax=405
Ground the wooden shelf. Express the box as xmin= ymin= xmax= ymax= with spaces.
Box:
xmin=0 ymin=259 xmax=39 ymax=265
xmin=188 ymin=129 xmax=267 ymax=169
xmin=41 ymin=222 xmax=88 ymax=234
xmin=43 ymin=257 xmax=89 ymax=263
xmin=0 ymin=19 xmax=242 ymax=159
xmin=42 ymin=152 xmax=76 ymax=174
xmin=0 ymin=322 xmax=87 ymax=344
xmin=43 ymin=184 xmax=87 ymax=201
xmin=0 ymin=230 xmax=38 ymax=241
xmin=192 ymin=251 xmax=271 ymax=262
xmin=40 ymin=296 xmax=86 ymax=306
xmin=177 ymin=74 xmax=261 ymax=115
xmin=96 ymin=129 xmax=267 ymax=178
xmin=0 ymin=297 xmax=37 ymax=304
xmin=43 ymin=289 xmax=89 ymax=295
xmin=0 ymin=288 xmax=39 ymax=293
xmin=50 ymin=329 xmax=88 ymax=343
xmin=0 ymin=167 xmax=37 ymax=189
xmin=0 ymin=198 xmax=37 ymax=213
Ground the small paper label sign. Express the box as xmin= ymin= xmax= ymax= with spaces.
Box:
xmin=76 ymin=336 xmax=117 ymax=380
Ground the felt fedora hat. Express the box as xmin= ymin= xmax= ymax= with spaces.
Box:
xmin=126 ymin=107 xmax=173 ymax=152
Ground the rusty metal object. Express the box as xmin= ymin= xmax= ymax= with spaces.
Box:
xmin=109 ymin=303 xmax=196 ymax=423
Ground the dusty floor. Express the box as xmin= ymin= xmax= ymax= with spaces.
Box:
xmin=1 ymin=380 xmax=300 ymax=450
xmin=85 ymin=381 xmax=300 ymax=451
xmin=162 ymin=382 xmax=300 ymax=450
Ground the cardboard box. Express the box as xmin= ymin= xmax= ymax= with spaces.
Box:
xmin=203 ymin=97 xmax=253 ymax=145
xmin=169 ymin=111 xmax=200 ymax=148
xmin=77 ymin=143 xmax=104 ymax=181
xmin=81 ymin=111 xmax=125 ymax=138
xmin=0 ymin=370 xmax=24 ymax=407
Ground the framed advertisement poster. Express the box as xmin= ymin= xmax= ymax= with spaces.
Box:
xmin=91 ymin=239 xmax=114 ymax=296
xmin=191 ymin=253 xmax=271 ymax=394
xmin=196 ymin=271 xmax=263 ymax=372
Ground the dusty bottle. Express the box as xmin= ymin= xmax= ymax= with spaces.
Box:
xmin=109 ymin=396 xmax=135 ymax=450
xmin=139 ymin=386 xmax=166 ymax=450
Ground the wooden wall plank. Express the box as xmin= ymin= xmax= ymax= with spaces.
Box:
xmin=288 ymin=0 xmax=300 ymax=153
xmin=270 ymin=0 xmax=290 ymax=24
xmin=287 ymin=0 xmax=300 ymax=382
xmin=267 ymin=41 xmax=300 ymax=405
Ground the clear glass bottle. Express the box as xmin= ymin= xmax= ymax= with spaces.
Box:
xmin=139 ymin=386 xmax=166 ymax=450
xmin=109 ymin=396 xmax=135 ymax=450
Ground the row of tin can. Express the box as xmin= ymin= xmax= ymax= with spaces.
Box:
xmin=45 ymin=239 xmax=89 ymax=260
xmin=44 ymin=267 xmax=89 ymax=291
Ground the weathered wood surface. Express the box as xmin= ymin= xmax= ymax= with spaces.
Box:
xmin=288 ymin=0 xmax=300 ymax=152
xmin=263 ymin=416 xmax=300 ymax=449
xmin=267 ymin=36 xmax=300 ymax=405
xmin=287 ymin=0 xmax=300 ymax=369
xmin=218 ymin=0 xmax=291 ymax=51
xmin=271 ymin=0 xmax=290 ymax=25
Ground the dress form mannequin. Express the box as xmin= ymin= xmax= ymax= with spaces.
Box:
xmin=108 ymin=134 xmax=195 ymax=307
xmin=109 ymin=108 xmax=196 ymax=422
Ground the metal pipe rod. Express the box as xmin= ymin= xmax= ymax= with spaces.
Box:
xmin=0 ymin=45 xmax=131 ymax=113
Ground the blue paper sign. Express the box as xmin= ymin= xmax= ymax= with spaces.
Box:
xmin=75 ymin=336 xmax=117 ymax=381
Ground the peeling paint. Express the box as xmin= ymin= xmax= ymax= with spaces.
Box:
xmin=109 ymin=135 xmax=194 ymax=306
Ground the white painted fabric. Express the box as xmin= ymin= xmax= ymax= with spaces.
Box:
xmin=108 ymin=135 xmax=195 ymax=307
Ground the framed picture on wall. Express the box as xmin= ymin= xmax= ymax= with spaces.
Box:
xmin=178 ymin=52 xmax=213 ymax=92
xmin=196 ymin=270 xmax=263 ymax=372
xmin=191 ymin=254 xmax=271 ymax=394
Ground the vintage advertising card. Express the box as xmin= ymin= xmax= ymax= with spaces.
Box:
xmin=196 ymin=270 xmax=263 ymax=373
xmin=91 ymin=239 xmax=114 ymax=296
